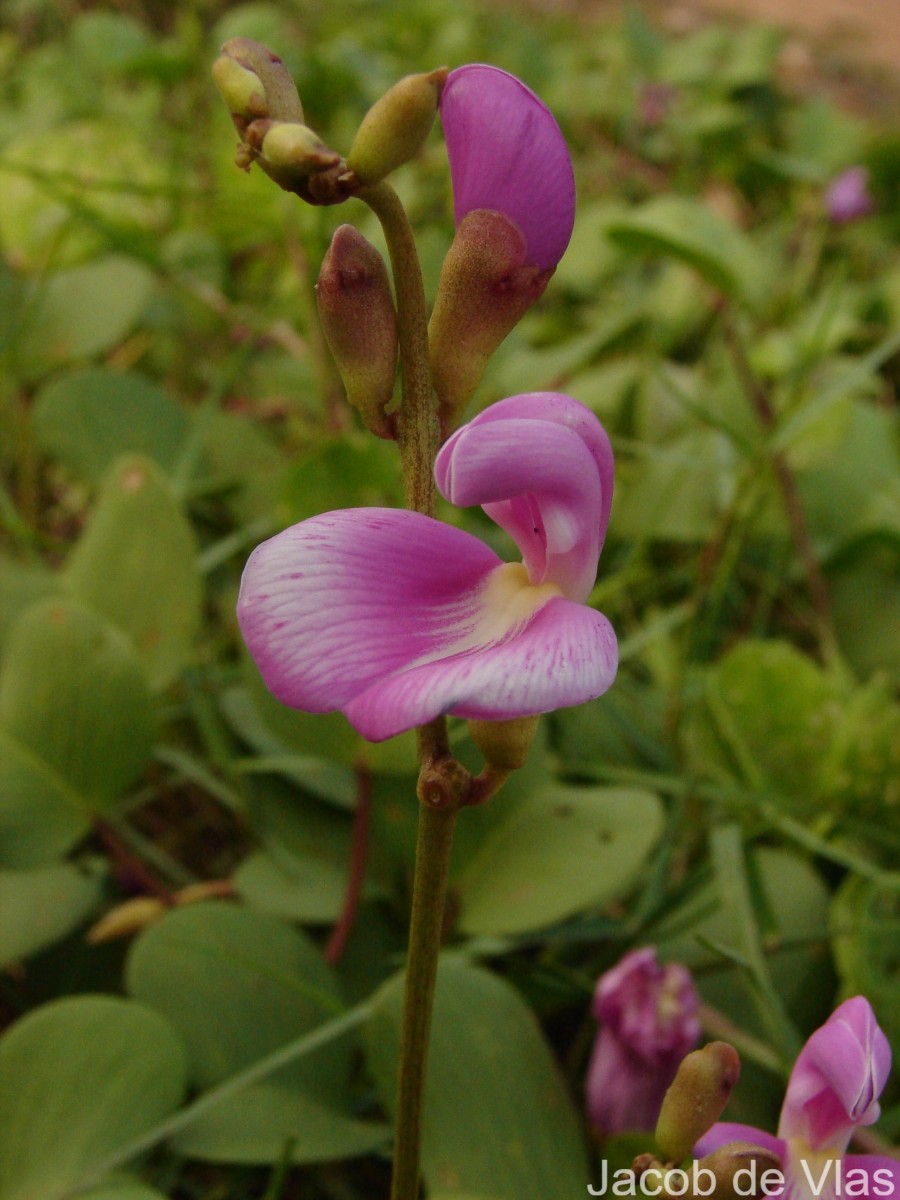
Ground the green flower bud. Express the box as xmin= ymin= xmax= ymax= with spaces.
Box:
xmin=468 ymin=716 xmax=540 ymax=773
xmin=316 ymin=225 xmax=398 ymax=439
xmin=218 ymin=37 xmax=304 ymax=124
xmin=428 ymin=209 xmax=552 ymax=431
xmin=655 ymin=1042 xmax=741 ymax=1164
xmin=211 ymin=54 xmax=268 ymax=120
xmin=260 ymin=122 xmax=341 ymax=174
xmin=347 ymin=68 xmax=448 ymax=186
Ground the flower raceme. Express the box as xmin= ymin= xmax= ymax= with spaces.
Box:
xmin=237 ymin=393 xmax=617 ymax=743
xmin=695 ymin=996 xmax=898 ymax=1200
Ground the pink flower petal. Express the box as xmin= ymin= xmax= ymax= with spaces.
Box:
xmin=343 ymin=592 xmax=617 ymax=741
xmin=237 ymin=508 xmax=502 ymax=714
xmin=440 ymin=64 xmax=575 ymax=271
xmin=779 ymin=997 xmax=891 ymax=1153
xmin=436 ymin=392 xmax=613 ymax=602
xmin=694 ymin=1122 xmax=785 ymax=1161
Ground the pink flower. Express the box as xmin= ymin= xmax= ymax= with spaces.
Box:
xmin=586 ymin=948 xmax=701 ymax=1136
xmin=696 ymin=997 xmax=898 ymax=1199
xmin=825 ymin=167 xmax=874 ymax=224
xmin=439 ymin=64 xmax=576 ymax=271
xmin=237 ymin=393 xmax=617 ymax=742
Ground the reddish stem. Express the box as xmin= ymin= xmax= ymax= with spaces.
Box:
xmin=324 ymin=764 xmax=372 ymax=964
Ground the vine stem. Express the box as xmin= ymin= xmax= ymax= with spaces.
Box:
xmin=358 ymin=179 xmax=470 ymax=1200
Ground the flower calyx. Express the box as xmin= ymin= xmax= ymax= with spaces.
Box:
xmin=316 ymin=225 xmax=399 ymax=439
xmin=429 ymin=209 xmax=552 ymax=430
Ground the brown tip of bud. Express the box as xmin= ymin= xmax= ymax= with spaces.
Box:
xmin=655 ymin=1042 xmax=741 ymax=1164
xmin=316 ymin=225 xmax=398 ymax=438
xmin=429 ymin=209 xmax=551 ymax=430
xmin=347 ymin=67 xmax=448 ymax=186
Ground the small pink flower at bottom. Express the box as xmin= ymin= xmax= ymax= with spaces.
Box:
xmin=237 ymin=393 xmax=617 ymax=742
xmin=586 ymin=947 xmax=701 ymax=1136
xmin=696 ymin=997 xmax=898 ymax=1200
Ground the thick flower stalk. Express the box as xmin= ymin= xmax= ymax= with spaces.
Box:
xmin=238 ymin=392 xmax=617 ymax=744
xmin=586 ymin=947 xmax=701 ymax=1137
xmin=695 ymin=997 xmax=898 ymax=1200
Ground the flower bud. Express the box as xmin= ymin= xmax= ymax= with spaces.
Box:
xmin=259 ymin=121 xmax=341 ymax=174
xmin=86 ymin=896 xmax=168 ymax=943
xmin=212 ymin=54 xmax=268 ymax=121
xmin=695 ymin=1141 xmax=783 ymax=1199
xmin=655 ymin=1042 xmax=741 ymax=1164
xmin=216 ymin=37 xmax=305 ymax=125
xmin=587 ymin=948 xmax=701 ymax=1138
xmin=316 ymin=225 xmax=398 ymax=438
xmin=428 ymin=209 xmax=552 ymax=430
xmin=347 ymin=68 xmax=448 ymax=186
xmin=468 ymin=715 xmax=539 ymax=773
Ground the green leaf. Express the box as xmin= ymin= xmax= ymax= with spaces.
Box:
xmin=126 ymin=902 xmax=385 ymax=1164
xmin=0 ymin=995 xmax=188 ymax=1200
xmin=32 ymin=369 xmax=190 ymax=484
xmin=365 ymin=957 xmax=589 ymax=1199
xmin=831 ymin=878 xmax=900 ymax=1050
xmin=456 ymin=785 xmax=664 ymax=936
xmin=65 ymin=455 xmax=202 ymax=690
xmin=0 ymin=598 xmax=154 ymax=866
xmin=0 ymin=860 xmax=106 ymax=967
xmin=605 ymin=196 xmax=764 ymax=309
xmin=0 ymin=555 xmax=59 ymax=656
xmin=11 ymin=256 xmax=156 ymax=382
xmin=74 ymin=1184 xmax=171 ymax=1200
xmin=654 ymin=848 xmax=832 ymax=1041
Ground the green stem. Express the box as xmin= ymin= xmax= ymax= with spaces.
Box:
xmin=358 ymin=180 xmax=439 ymax=516
xmin=390 ymin=798 xmax=460 ymax=1200
xmin=359 ymin=179 xmax=470 ymax=1200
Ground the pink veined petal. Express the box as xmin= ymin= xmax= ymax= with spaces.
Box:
xmin=237 ymin=508 xmax=502 ymax=714
xmin=343 ymin=594 xmax=617 ymax=742
xmin=440 ymin=64 xmax=575 ymax=271
xmin=436 ymin=392 xmax=613 ymax=602
xmin=779 ymin=997 xmax=891 ymax=1152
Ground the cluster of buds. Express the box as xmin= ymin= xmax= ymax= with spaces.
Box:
xmin=213 ymin=40 xmax=576 ymax=444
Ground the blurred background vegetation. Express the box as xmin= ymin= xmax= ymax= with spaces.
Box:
xmin=0 ymin=2 xmax=897 ymax=1198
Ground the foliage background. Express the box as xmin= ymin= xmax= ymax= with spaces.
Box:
xmin=0 ymin=1 xmax=898 ymax=1198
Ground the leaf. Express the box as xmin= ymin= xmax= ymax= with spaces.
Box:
xmin=125 ymin=902 xmax=385 ymax=1164
xmin=65 ymin=455 xmax=202 ymax=690
xmin=0 ymin=860 xmax=106 ymax=967
xmin=0 ymin=555 xmax=59 ymax=655
xmin=831 ymin=878 xmax=900 ymax=1050
xmin=11 ymin=256 xmax=156 ymax=382
xmin=456 ymin=785 xmax=664 ymax=936
xmin=654 ymin=848 xmax=832 ymax=1039
xmin=0 ymin=995 xmax=188 ymax=1200
xmin=365 ymin=957 xmax=589 ymax=1199
xmin=0 ymin=599 xmax=154 ymax=866
xmin=75 ymin=1184 xmax=171 ymax=1200
xmin=605 ymin=196 xmax=764 ymax=309
xmin=32 ymin=368 xmax=190 ymax=484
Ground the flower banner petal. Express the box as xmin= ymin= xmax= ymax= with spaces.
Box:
xmin=344 ymin=594 xmax=617 ymax=741
xmin=440 ymin=64 xmax=575 ymax=271
xmin=237 ymin=508 xmax=502 ymax=714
